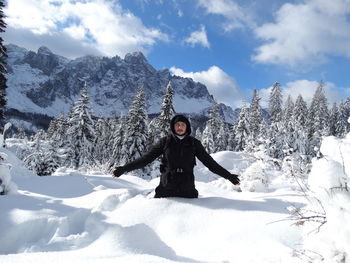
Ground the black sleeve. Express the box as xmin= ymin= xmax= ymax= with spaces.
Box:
xmin=122 ymin=137 xmax=166 ymax=172
xmin=194 ymin=139 xmax=231 ymax=179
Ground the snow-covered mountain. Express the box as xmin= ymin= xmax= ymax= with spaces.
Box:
xmin=5 ymin=44 xmax=235 ymax=132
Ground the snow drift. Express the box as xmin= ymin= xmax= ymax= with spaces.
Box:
xmin=0 ymin=146 xmax=306 ymax=263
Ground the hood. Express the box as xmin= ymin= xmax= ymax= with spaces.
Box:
xmin=170 ymin=114 xmax=192 ymax=136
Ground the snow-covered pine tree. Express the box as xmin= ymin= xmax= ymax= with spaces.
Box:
xmin=148 ymin=81 xmax=175 ymax=145
xmin=201 ymin=125 xmax=215 ymax=154
xmin=234 ymin=105 xmax=249 ymax=152
xmin=195 ymin=127 xmax=202 ymax=140
xmin=119 ymin=88 xmax=150 ymax=177
xmin=292 ymin=94 xmax=310 ymax=172
xmin=268 ymin=82 xmax=282 ymax=123
xmin=281 ymin=95 xmax=295 ymax=155
xmin=16 ymin=122 xmax=27 ymax=139
xmin=108 ymin=115 xmax=127 ymax=171
xmin=227 ymin=123 xmax=237 ymax=151
xmin=336 ymin=98 xmax=350 ymax=138
xmin=293 ymin=95 xmax=308 ymax=129
xmin=202 ymin=101 xmax=221 ymax=153
xmin=307 ymin=81 xmax=329 ymax=156
xmin=47 ymin=117 xmax=58 ymax=140
xmin=94 ymin=116 xmax=113 ymax=167
xmin=39 ymin=144 xmax=60 ymax=176
xmin=266 ymin=82 xmax=283 ymax=159
xmin=216 ymin=122 xmax=229 ymax=152
xmin=0 ymin=0 xmax=7 ymax=124
xmin=328 ymin=102 xmax=338 ymax=136
xmin=245 ymin=89 xmax=263 ymax=153
xmin=23 ymin=132 xmax=45 ymax=175
xmin=52 ymin=113 xmax=68 ymax=146
xmin=65 ymin=82 xmax=96 ymax=169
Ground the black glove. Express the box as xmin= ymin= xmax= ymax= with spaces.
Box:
xmin=227 ymin=174 xmax=240 ymax=185
xmin=112 ymin=166 xmax=126 ymax=178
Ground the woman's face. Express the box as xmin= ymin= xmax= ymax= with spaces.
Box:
xmin=174 ymin=121 xmax=187 ymax=136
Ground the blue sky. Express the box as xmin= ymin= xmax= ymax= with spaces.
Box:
xmin=4 ymin=0 xmax=350 ymax=109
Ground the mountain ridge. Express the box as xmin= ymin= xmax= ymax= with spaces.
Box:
xmin=5 ymin=44 xmax=236 ymax=132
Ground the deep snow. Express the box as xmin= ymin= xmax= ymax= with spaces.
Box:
xmin=0 ymin=146 xmax=308 ymax=263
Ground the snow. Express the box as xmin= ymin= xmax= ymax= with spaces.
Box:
xmin=303 ymin=133 xmax=350 ymax=262
xmin=0 ymin=144 xmax=309 ymax=263
xmin=173 ymin=95 xmax=211 ymax=114
xmin=6 ymin=64 xmax=51 ymax=115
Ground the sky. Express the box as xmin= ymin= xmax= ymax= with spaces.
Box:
xmin=3 ymin=0 xmax=350 ymax=109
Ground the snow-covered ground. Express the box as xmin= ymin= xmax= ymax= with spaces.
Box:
xmin=0 ymin=146 xmax=308 ymax=263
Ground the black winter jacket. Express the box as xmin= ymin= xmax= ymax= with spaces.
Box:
xmin=122 ymin=134 xmax=232 ymax=197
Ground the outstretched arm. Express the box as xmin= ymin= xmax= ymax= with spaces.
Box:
xmin=194 ymin=139 xmax=240 ymax=184
xmin=113 ymin=137 xmax=165 ymax=177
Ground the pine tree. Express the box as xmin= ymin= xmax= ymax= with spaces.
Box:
xmin=195 ymin=127 xmax=202 ymax=140
xmin=227 ymin=123 xmax=237 ymax=151
xmin=266 ymin=83 xmax=283 ymax=159
xmin=281 ymin=95 xmax=295 ymax=155
xmin=120 ymin=88 xmax=149 ymax=176
xmin=307 ymin=81 xmax=329 ymax=156
xmin=265 ymin=122 xmax=284 ymax=160
xmin=234 ymin=105 xmax=249 ymax=151
xmin=148 ymin=81 xmax=175 ymax=144
xmin=66 ymin=83 xmax=96 ymax=169
xmin=291 ymin=94 xmax=310 ymax=173
xmin=0 ymin=0 xmax=7 ymax=125
xmin=292 ymin=95 xmax=309 ymax=154
xmin=108 ymin=115 xmax=127 ymax=171
xmin=336 ymin=98 xmax=350 ymax=138
xmin=268 ymin=82 xmax=282 ymax=123
xmin=202 ymin=101 xmax=221 ymax=153
xmin=39 ymin=144 xmax=60 ymax=176
xmin=328 ymin=103 xmax=338 ymax=136
xmin=16 ymin=122 xmax=27 ymax=139
xmin=293 ymin=95 xmax=308 ymax=128
xmin=47 ymin=115 xmax=60 ymax=139
xmin=94 ymin=116 xmax=113 ymax=166
xmin=246 ymin=89 xmax=262 ymax=152
xmin=50 ymin=113 xmax=67 ymax=147
xmin=23 ymin=132 xmax=45 ymax=176
xmin=216 ymin=122 xmax=229 ymax=152
xmin=248 ymin=89 xmax=262 ymax=137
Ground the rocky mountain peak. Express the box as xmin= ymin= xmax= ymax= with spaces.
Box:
xmin=5 ymin=44 xmax=236 ymax=132
xmin=37 ymin=46 xmax=53 ymax=56
xmin=124 ymin=51 xmax=148 ymax=64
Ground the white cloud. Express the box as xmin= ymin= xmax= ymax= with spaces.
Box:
xmin=253 ymin=0 xmax=350 ymax=67
xmin=283 ymin=80 xmax=340 ymax=105
xmin=259 ymin=80 xmax=341 ymax=107
xmin=4 ymin=0 xmax=169 ymax=58
xmin=63 ymin=25 xmax=86 ymax=40
xmin=4 ymin=27 xmax=103 ymax=59
xmin=184 ymin=25 xmax=210 ymax=48
xmin=170 ymin=66 xmax=243 ymax=108
xmin=197 ymin=0 xmax=254 ymax=31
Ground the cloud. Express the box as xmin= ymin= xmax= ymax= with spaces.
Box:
xmin=4 ymin=0 xmax=169 ymax=58
xmin=252 ymin=0 xmax=350 ymax=67
xmin=170 ymin=66 xmax=243 ymax=108
xmin=197 ymin=0 xmax=255 ymax=31
xmin=184 ymin=25 xmax=210 ymax=48
xmin=258 ymin=80 xmax=341 ymax=107
xmin=4 ymin=27 xmax=103 ymax=59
